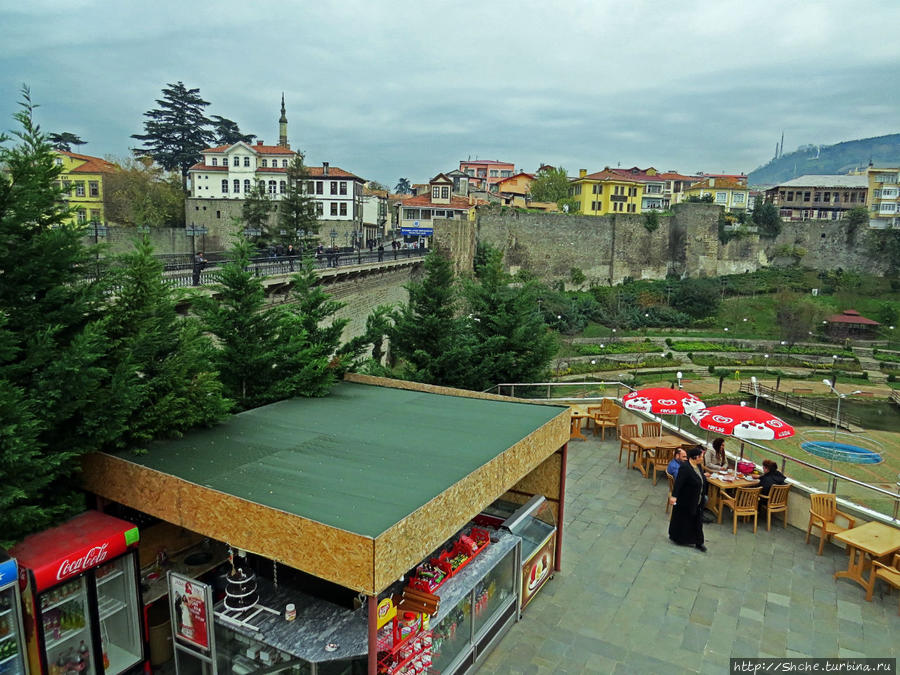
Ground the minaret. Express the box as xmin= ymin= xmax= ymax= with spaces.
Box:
xmin=278 ymin=93 xmax=289 ymax=149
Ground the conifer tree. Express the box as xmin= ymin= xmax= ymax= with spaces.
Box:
xmin=0 ymin=87 xmax=134 ymax=542
xmin=242 ymin=182 xmax=275 ymax=246
xmin=103 ymin=237 xmax=231 ymax=446
xmin=390 ymin=250 xmax=476 ymax=387
xmin=279 ymin=153 xmax=318 ymax=246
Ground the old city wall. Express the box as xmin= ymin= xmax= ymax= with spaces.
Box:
xmin=474 ymin=203 xmax=883 ymax=284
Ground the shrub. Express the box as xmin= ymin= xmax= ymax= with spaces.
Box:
xmin=665 ymin=337 xmax=673 ymax=346
xmin=687 ymin=352 xmax=693 ymax=360
xmin=708 ymin=365 xmax=716 ymax=373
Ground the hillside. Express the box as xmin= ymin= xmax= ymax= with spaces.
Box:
xmin=748 ymin=133 xmax=900 ymax=186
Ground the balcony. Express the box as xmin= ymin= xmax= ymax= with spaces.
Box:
xmin=481 ymin=401 xmax=899 ymax=671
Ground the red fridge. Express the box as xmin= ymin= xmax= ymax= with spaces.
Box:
xmin=11 ymin=512 xmax=145 ymax=675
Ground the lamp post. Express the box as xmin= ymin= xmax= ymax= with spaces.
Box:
xmin=764 ymin=353 xmax=769 ymax=376
xmin=676 ymin=371 xmax=683 ymax=390
xmin=751 ymin=375 xmax=760 ymax=408
xmin=186 ymin=224 xmax=209 ymax=258
xmin=823 ymin=379 xmax=862 ymax=442
xmin=330 ymin=228 xmax=337 ymax=249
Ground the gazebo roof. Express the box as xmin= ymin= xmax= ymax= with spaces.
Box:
xmin=824 ymin=309 xmax=880 ymax=326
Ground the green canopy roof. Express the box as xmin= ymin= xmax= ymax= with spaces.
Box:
xmin=122 ymin=381 xmax=565 ymax=539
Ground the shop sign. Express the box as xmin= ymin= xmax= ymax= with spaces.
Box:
xmin=169 ymin=573 xmax=212 ymax=651
xmin=521 ymin=533 xmax=556 ymax=611
xmin=401 ymin=227 xmax=433 ymax=236
xmin=33 ymin=530 xmax=136 ymax=591
xmin=0 ymin=558 xmax=16 ymax=587
xmin=376 ymin=597 xmax=397 ymax=629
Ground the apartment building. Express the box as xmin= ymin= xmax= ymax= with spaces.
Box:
xmin=866 ymin=167 xmax=900 ymax=229
xmin=764 ymin=175 xmax=868 ymax=221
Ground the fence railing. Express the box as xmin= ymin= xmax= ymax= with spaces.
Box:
xmin=486 ymin=381 xmax=900 ymax=523
xmin=738 ymin=381 xmax=861 ymax=429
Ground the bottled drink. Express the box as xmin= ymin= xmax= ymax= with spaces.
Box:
xmin=78 ymin=640 xmax=90 ymax=670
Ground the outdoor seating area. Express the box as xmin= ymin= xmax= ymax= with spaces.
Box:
xmin=478 ymin=421 xmax=899 ymax=672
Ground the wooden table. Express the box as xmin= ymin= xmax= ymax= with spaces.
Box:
xmin=706 ymin=473 xmax=760 ymax=523
xmin=569 ymin=412 xmax=589 ymax=441
xmin=833 ymin=521 xmax=900 ymax=592
xmin=629 ymin=434 xmax=690 ymax=477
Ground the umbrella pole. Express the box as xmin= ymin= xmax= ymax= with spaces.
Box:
xmin=737 ymin=441 xmax=745 ymax=476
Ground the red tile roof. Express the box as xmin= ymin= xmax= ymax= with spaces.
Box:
xmin=687 ymin=177 xmax=747 ymax=191
xmin=60 ymin=151 xmax=117 ymax=174
xmin=825 ymin=309 xmax=880 ymax=326
xmin=459 ymin=159 xmax=514 ymax=166
xmin=187 ymin=163 xmax=362 ymax=181
xmin=497 ymin=172 xmax=535 ymax=185
xmin=656 ymin=171 xmax=698 ymax=181
xmin=575 ymin=170 xmax=642 ymax=183
xmin=188 ymin=163 xmax=227 ymax=171
xmin=203 ymin=143 xmax=294 ymax=155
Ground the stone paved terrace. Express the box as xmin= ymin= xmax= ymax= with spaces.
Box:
xmin=479 ymin=434 xmax=899 ymax=674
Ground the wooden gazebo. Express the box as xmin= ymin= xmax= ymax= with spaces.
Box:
xmin=824 ymin=309 xmax=880 ymax=338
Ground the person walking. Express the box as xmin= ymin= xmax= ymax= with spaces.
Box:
xmin=668 ymin=446 xmax=709 ymax=552
xmin=286 ymin=244 xmax=297 ymax=271
xmin=377 ymin=243 xmax=384 ymax=262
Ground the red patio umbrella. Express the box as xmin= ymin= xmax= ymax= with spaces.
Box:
xmin=622 ymin=388 xmax=706 ymax=416
xmin=689 ymin=404 xmax=795 ymax=441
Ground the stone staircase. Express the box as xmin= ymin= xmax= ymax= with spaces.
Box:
xmin=852 ymin=345 xmax=888 ymax=383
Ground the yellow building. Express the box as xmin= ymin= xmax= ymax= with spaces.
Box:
xmin=569 ymin=169 xmax=643 ymax=215
xmin=865 ymin=166 xmax=900 ymax=229
xmin=682 ymin=176 xmax=749 ymax=212
xmin=54 ymin=151 xmax=117 ymax=225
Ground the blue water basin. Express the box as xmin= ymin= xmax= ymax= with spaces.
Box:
xmin=800 ymin=441 xmax=882 ymax=464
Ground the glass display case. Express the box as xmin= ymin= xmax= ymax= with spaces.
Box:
xmin=214 ymin=622 xmax=311 ymax=675
xmin=95 ymin=558 xmax=142 ymax=675
xmin=501 ymin=495 xmax=557 ymax=612
xmin=0 ymin=552 xmax=28 ymax=675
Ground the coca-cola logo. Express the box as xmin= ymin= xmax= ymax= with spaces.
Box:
xmin=57 ymin=543 xmax=109 ymax=581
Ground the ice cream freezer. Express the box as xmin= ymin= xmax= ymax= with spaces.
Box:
xmin=500 ymin=496 xmax=557 ymax=612
xmin=0 ymin=550 xmax=28 ymax=675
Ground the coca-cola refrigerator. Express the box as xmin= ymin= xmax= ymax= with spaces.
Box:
xmin=11 ymin=512 xmax=145 ymax=675
xmin=0 ymin=550 xmax=28 ymax=675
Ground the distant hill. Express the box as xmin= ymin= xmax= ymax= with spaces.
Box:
xmin=748 ymin=133 xmax=900 ymax=186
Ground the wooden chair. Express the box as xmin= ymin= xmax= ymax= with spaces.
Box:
xmin=642 ymin=421 xmax=661 ymax=437
xmin=866 ymin=553 xmax=900 ymax=614
xmin=805 ymin=493 xmax=856 ymax=556
xmin=618 ymin=424 xmax=639 ymax=465
xmin=652 ymin=446 xmax=676 ymax=486
xmin=665 ymin=472 xmax=675 ymax=515
xmin=720 ymin=486 xmax=762 ymax=535
xmin=759 ymin=483 xmax=791 ymax=531
xmin=590 ymin=404 xmax=620 ymax=439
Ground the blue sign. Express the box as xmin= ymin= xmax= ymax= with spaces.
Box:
xmin=402 ymin=227 xmax=433 ymax=236
xmin=0 ymin=557 xmax=17 ymax=589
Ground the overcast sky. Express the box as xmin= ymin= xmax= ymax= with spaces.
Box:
xmin=3 ymin=0 xmax=900 ymax=186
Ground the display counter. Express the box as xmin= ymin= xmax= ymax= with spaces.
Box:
xmin=502 ymin=496 xmax=556 ymax=612
xmin=211 ymin=532 xmax=520 ymax=675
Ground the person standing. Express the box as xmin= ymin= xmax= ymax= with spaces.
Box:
xmin=286 ymin=244 xmax=296 ymax=271
xmin=377 ymin=243 xmax=384 ymax=262
xmin=192 ymin=251 xmax=206 ymax=286
xmin=668 ymin=446 xmax=709 ymax=552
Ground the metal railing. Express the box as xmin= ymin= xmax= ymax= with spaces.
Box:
xmin=486 ymin=380 xmax=900 ymax=523
xmin=738 ymin=381 xmax=862 ymax=429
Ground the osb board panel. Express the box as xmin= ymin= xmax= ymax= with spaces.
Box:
xmin=511 ymin=452 xmax=562 ymax=503
xmin=345 ymin=373 xmax=563 ymax=407
xmin=373 ymin=412 xmax=569 ymax=592
xmin=137 ymin=521 xmax=205 ymax=569
xmin=82 ymin=453 xmax=377 ymax=593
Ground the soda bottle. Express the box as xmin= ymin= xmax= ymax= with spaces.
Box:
xmin=78 ymin=640 xmax=90 ymax=670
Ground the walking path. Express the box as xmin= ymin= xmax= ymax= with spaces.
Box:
xmin=478 ymin=435 xmax=898 ymax=674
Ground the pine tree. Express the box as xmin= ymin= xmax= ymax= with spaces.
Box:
xmin=131 ymin=82 xmax=216 ymax=186
xmin=48 ymin=132 xmax=86 ymax=152
xmin=279 ymin=153 xmax=318 ymax=246
xmin=0 ymin=87 xmax=135 ymax=542
xmin=242 ymin=182 xmax=275 ymax=246
xmin=210 ymin=115 xmax=256 ymax=145
xmin=390 ymin=250 xmax=476 ymax=387
xmin=103 ymin=237 xmax=231 ymax=447
xmin=463 ymin=251 xmax=556 ymax=390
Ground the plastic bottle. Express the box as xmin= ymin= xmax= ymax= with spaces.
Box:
xmin=78 ymin=640 xmax=90 ymax=670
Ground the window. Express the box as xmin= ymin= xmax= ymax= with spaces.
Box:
xmin=465 ymin=169 xmax=474 ymax=176
xmin=211 ymin=158 xmax=217 ymax=166
xmin=804 ymin=191 xmax=811 ymax=202
xmin=330 ymin=181 xmax=338 ymax=195
xmin=55 ymin=157 xmax=63 ymax=166
xmin=244 ymin=179 xmax=251 ymax=193
xmin=779 ymin=190 xmax=785 ymax=200
xmin=316 ymin=182 xmax=323 ymax=195
xmin=259 ymin=181 xmax=266 ymax=192
xmin=282 ymin=159 xmax=288 ymax=168
xmin=715 ymin=192 xmax=727 ymax=203
xmin=244 ymin=156 xmax=250 ymax=167
xmin=432 ymin=187 xmax=440 ymax=199
xmin=223 ymin=158 xmax=229 ymax=167
xmin=733 ymin=192 xmax=745 ymax=203
xmin=340 ymin=203 xmax=347 ymax=216
xmin=441 ymin=186 xmax=449 ymax=199
xmin=89 ymin=181 xmax=99 ymax=197
xmin=340 ymin=182 xmax=347 ymax=195
xmin=222 ymin=179 xmax=229 ymax=193
xmin=628 ymin=203 xmax=636 ymax=213
xmin=850 ymin=192 xmax=857 ymax=203
xmin=89 ymin=209 xmax=99 ymax=223
xmin=501 ymin=170 xmax=511 ymax=177
xmin=824 ymin=192 xmax=831 ymax=202
xmin=786 ymin=191 xmax=794 ymax=201
xmin=489 ymin=170 xmax=498 ymax=177
xmin=77 ymin=209 xmax=86 ymax=224
xmin=421 ymin=209 xmax=431 ymax=220
xmin=330 ymin=202 xmax=338 ymax=216
xmin=591 ymin=201 xmax=599 ymax=211
xmin=216 ymin=210 xmax=221 ymax=219
xmin=403 ymin=209 xmax=418 ymax=220
xmin=75 ymin=182 xmax=85 ymax=197
xmin=814 ymin=192 xmax=821 ymax=202
xmin=268 ymin=180 xmax=277 ymax=194
xmin=592 ymin=184 xmax=601 ymax=194
xmin=279 ymin=181 xmax=286 ymax=194
xmin=574 ymin=184 xmax=582 ymax=195
xmin=234 ymin=179 xmax=240 ymax=193
xmin=316 ymin=202 xmax=323 ymax=215
xmin=629 ymin=187 xmax=637 ymax=197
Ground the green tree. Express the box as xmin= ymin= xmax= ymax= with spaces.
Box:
xmin=528 ymin=165 xmax=570 ymax=203
xmin=210 ymin=115 xmax=256 ymax=145
xmin=394 ymin=177 xmax=412 ymax=194
xmin=279 ymin=153 xmax=318 ymax=245
xmin=463 ymin=254 xmax=556 ymax=389
xmin=643 ymin=210 xmax=659 ymax=233
xmin=874 ymin=301 xmax=898 ymax=327
xmin=103 ymin=237 xmax=230 ymax=448
xmin=103 ymin=156 xmax=185 ymax=227
xmin=845 ymin=206 xmax=868 ymax=244
xmin=48 ymin=132 xmax=86 ymax=152
xmin=670 ymin=278 xmax=720 ymax=319
xmin=752 ymin=197 xmax=782 ymax=238
xmin=685 ymin=194 xmax=714 ymax=203
xmin=864 ymin=230 xmax=900 ymax=275
xmin=243 ymin=182 xmax=275 ymax=245
xmin=0 ymin=87 xmax=135 ymax=542
xmin=131 ymin=82 xmax=216 ymax=186
xmin=390 ymin=250 xmax=476 ymax=387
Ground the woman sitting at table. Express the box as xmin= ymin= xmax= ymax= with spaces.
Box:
xmin=704 ymin=437 xmax=729 ymax=472
xmin=757 ymin=459 xmax=786 ymax=497
xmin=668 ymin=446 xmax=709 ymax=552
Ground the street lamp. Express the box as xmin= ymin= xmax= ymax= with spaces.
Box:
xmin=763 ymin=353 xmax=769 ymax=375
xmin=822 ymin=379 xmax=862 ymax=441
xmin=750 ymin=375 xmax=760 ymax=408
xmin=186 ymin=224 xmax=209 ymax=257
xmin=676 ymin=371 xmax=683 ymax=390
xmin=330 ymin=228 xmax=337 ymax=249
